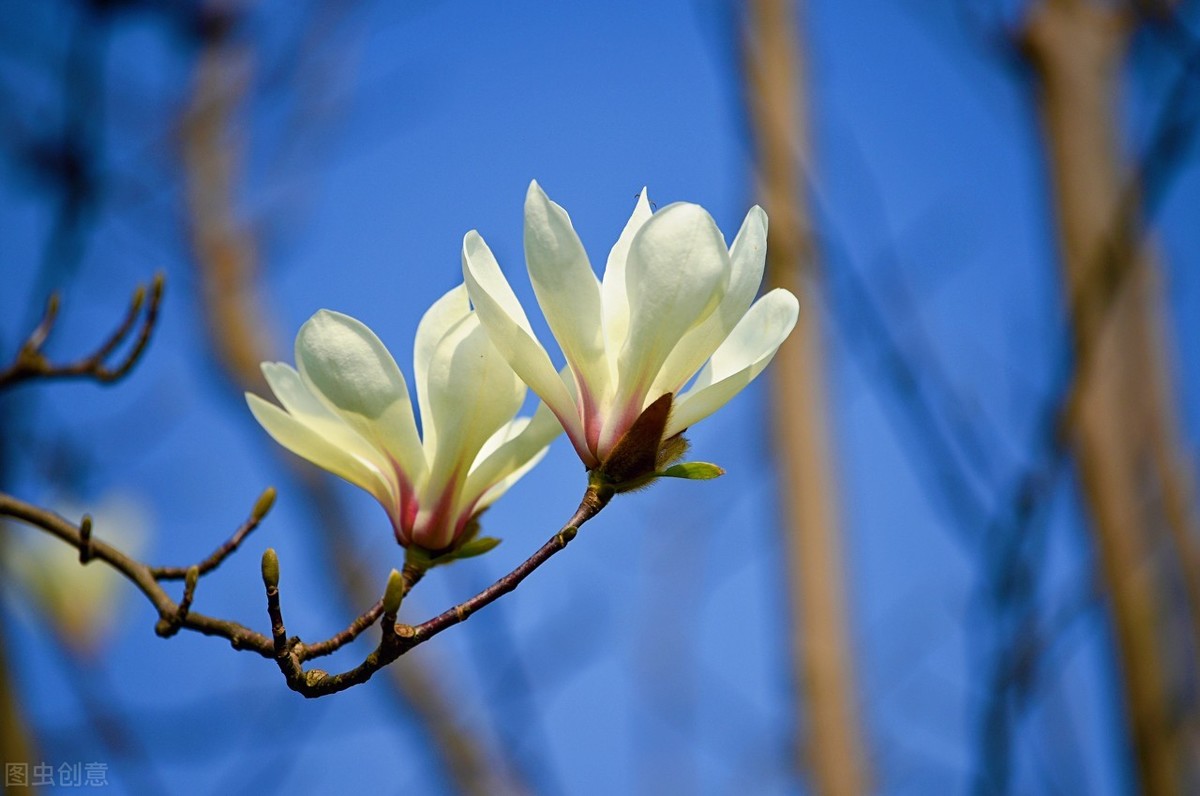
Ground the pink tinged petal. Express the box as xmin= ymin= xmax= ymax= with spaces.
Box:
xmin=600 ymin=187 xmax=654 ymax=369
xmin=616 ymin=202 xmax=731 ymax=410
xmin=524 ymin=181 xmax=610 ymax=401
xmin=410 ymin=472 xmax=462 ymax=551
xmin=462 ymin=230 xmax=585 ymax=445
xmin=650 ymin=205 xmax=769 ymax=397
xmin=666 ymin=288 xmax=800 ymax=437
xmin=420 ymin=313 xmax=526 ymax=527
xmin=245 ymin=393 xmax=397 ymax=512
xmin=413 ymin=284 xmax=472 ymax=463
xmin=294 ymin=310 xmax=427 ymax=486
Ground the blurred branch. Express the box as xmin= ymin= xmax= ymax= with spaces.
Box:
xmin=742 ymin=1 xmax=871 ymax=794
xmin=0 ymin=275 xmax=163 ymax=390
xmin=980 ymin=1 xmax=1200 ymax=793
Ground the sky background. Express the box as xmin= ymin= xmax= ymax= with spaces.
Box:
xmin=3 ymin=0 xmax=1200 ymax=794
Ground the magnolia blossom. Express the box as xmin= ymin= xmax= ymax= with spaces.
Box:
xmin=246 ymin=285 xmax=559 ymax=552
xmin=462 ymin=181 xmax=799 ymax=476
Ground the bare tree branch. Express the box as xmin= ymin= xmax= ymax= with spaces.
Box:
xmin=0 ymin=275 xmax=164 ymax=390
xmin=0 ymin=481 xmax=612 ymax=698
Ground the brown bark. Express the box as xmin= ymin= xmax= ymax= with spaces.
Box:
xmin=744 ymin=2 xmax=870 ymax=793
xmin=1023 ymin=1 xmax=1200 ymax=792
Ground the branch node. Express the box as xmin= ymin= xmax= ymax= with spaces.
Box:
xmin=78 ymin=514 xmax=93 ymax=563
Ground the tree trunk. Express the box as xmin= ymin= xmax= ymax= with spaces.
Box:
xmin=744 ymin=2 xmax=871 ymax=793
xmin=1023 ymin=1 xmax=1200 ymax=792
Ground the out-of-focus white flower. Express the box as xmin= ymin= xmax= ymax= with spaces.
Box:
xmin=2 ymin=491 xmax=149 ymax=655
xmin=462 ymin=181 xmax=799 ymax=481
xmin=246 ymin=285 xmax=559 ymax=553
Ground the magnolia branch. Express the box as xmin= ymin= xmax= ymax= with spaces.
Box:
xmin=0 ymin=482 xmax=613 ymax=698
xmin=0 ymin=274 xmax=164 ymax=388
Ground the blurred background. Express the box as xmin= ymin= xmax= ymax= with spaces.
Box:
xmin=2 ymin=0 xmax=1200 ymax=793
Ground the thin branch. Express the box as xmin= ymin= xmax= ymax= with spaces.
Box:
xmin=263 ymin=482 xmax=612 ymax=698
xmin=0 ymin=481 xmax=614 ymax=699
xmin=151 ymin=487 xmax=275 ymax=581
xmin=0 ymin=274 xmax=164 ymax=389
xmin=299 ymin=565 xmax=424 ymax=661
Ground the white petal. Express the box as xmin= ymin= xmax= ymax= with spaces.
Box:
xmin=463 ymin=400 xmax=561 ymax=508
xmin=294 ymin=310 xmax=428 ymax=485
xmin=650 ymin=205 xmax=768 ymax=396
xmin=475 ymin=444 xmax=550 ymax=511
xmin=246 ymin=393 xmax=396 ymax=507
xmin=600 ymin=188 xmax=654 ymax=367
xmin=413 ymin=284 xmax=472 ymax=460
xmin=421 ymin=314 xmax=526 ymax=508
xmin=524 ymin=181 xmax=609 ymax=400
xmin=260 ymin=362 xmax=398 ymax=486
xmin=462 ymin=230 xmax=585 ymax=444
xmin=616 ymin=202 xmax=730 ymax=407
xmin=667 ymin=288 xmax=799 ymax=436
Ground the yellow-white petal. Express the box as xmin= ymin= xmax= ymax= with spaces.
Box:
xmin=463 ymin=400 xmax=561 ymax=511
xmin=601 ymin=187 xmax=655 ymax=375
xmin=413 ymin=284 xmax=472 ymax=463
xmin=649 ymin=205 xmax=768 ymax=397
xmin=524 ymin=181 xmax=610 ymax=402
xmin=615 ymin=202 xmax=731 ymax=409
xmin=462 ymin=230 xmax=584 ymax=444
xmin=667 ymin=288 xmax=799 ymax=436
xmin=261 ymin=362 xmax=391 ymax=473
xmin=246 ymin=393 xmax=396 ymax=507
xmin=420 ymin=314 xmax=526 ymax=518
xmin=294 ymin=310 xmax=427 ymax=486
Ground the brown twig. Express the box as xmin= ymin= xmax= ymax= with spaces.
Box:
xmin=261 ymin=482 xmax=612 ymax=698
xmin=0 ymin=490 xmax=275 ymax=655
xmin=0 ymin=274 xmax=164 ymax=389
xmin=151 ymin=488 xmax=276 ymax=580
xmin=0 ymin=481 xmax=613 ymax=699
xmin=299 ymin=565 xmax=424 ymax=661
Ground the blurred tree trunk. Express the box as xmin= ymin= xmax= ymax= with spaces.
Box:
xmin=744 ymin=2 xmax=870 ymax=794
xmin=0 ymin=615 xmax=37 ymax=791
xmin=179 ymin=14 xmax=524 ymax=796
xmin=1023 ymin=1 xmax=1200 ymax=792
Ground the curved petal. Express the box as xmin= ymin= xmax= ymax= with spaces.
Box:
xmin=246 ymin=393 xmax=396 ymax=508
xmin=261 ymin=362 xmax=388 ymax=465
xmin=421 ymin=314 xmax=526 ymax=513
xmin=413 ymin=284 xmax=472 ymax=462
xmin=462 ymin=230 xmax=583 ymax=443
xmin=463 ymin=400 xmax=561 ymax=508
xmin=616 ymin=202 xmax=730 ymax=408
xmin=650 ymin=205 xmax=768 ymax=397
xmin=600 ymin=187 xmax=654 ymax=369
xmin=475 ymin=444 xmax=550 ymax=511
xmin=667 ymin=288 xmax=800 ymax=436
xmin=294 ymin=310 xmax=427 ymax=485
xmin=524 ymin=181 xmax=609 ymax=399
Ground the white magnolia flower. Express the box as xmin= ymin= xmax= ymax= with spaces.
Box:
xmin=246 ymin=285 xmax=560 ymax=552
xmin=462 ymin=181 xmax=799 ymax=479
xmin=3 ymin=491 xmax=149 ymax=655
